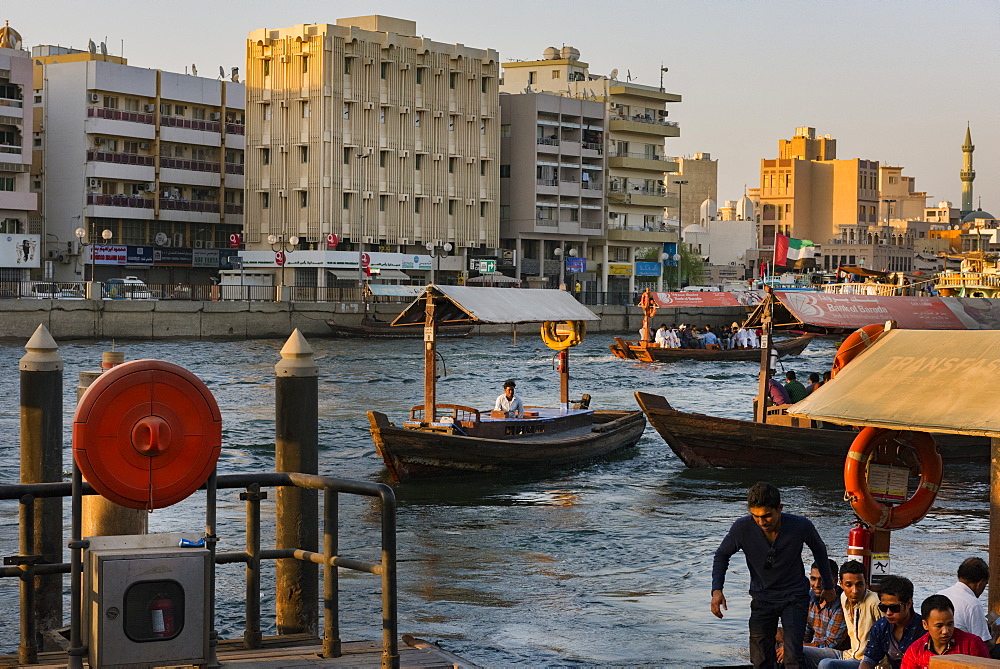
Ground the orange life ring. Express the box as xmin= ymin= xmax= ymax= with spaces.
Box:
xmin=843 ymin=427 xmax=942 ymax=530
xmin=831 ymin=324 xmax=886 ymax=378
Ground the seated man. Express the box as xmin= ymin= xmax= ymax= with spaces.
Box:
xmin=703 ymin=327 xmax=720 ymax=349
xmin=857 ymin=575 xmax=923 ymax=669
xmin=494 ymin=379 xmax=524 ymax=418
xmin=654 ymin=323 xmax=669 ymax=348
xmin=766 ymin=369 xmax=792 ymax=406
xmin=665 ymin=326 xmax=680 ymax=349
xmin=900 ymin=594 xmax=989 ymax=666
xmin=936 ymin=557 xmax=991 ymax=646
xmin=781 ymin=559 xmax=847 ymax=666
xmin=785 ymin=370 xmax=809 ymax=403
xmin=810 ymin=560 xmax=882 ymax=668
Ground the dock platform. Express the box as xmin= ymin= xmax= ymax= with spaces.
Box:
xmin=0 ymin=634 xmax=480 ymax=669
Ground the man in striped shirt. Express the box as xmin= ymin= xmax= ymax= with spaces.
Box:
xmin=786 ymin=560 xmax=848 ymax=665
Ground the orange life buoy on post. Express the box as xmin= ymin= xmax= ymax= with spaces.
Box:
xmin=843 ymin=427 xmax=942 ymax=530
xmin=831 ymin=324 xmax=887 ymax=378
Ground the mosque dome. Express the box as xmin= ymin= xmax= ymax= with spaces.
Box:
xmin=736 ymin=195 xmax=755 ymax=221
xmin=0 ymin=21 xmax=22 ymax=50
xmin=699 ymin=198 xmax=718 ymax=224
xmin=962 ymin=208 xmax=996 ymax=224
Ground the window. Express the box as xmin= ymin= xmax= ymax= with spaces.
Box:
xmin=123 ymin=98 xmax=139 ymax=112
xmin=480 ymin=160 xmax=486 ymax=176
xmin=416 ymin=67 xmax=424 ymax=84
xmin=299 ymin=191 xmax=308 ymax=207
xmin=449 ymin=72 xmax=457 ymax=89
xmin=552 ymin=70 xmax=561 ymax=79
xmin=0 ymin=217 xmax=21 ymax=232
xmin=301 ymin=101 xmax=309 ymax=118
xmin=500 ymin=204 xmax=510 ymax=220
xmin=379 ymin=151 xmax=387 ymax=168
xmin=380 ymin=107 xmax=386 ymax=124
xmin=448 ymin=116 xmax=455 ymax=131
xmin=173 ymin=145 xmax=184 ymax=157
xmin=261 ymin=148 xmax=270 ymax=165
xmin=481 ymin=77 xmax=488 ymax=93
xmin=342 ymin=192 xmax=350 ymax=209
xmin=449 ymin=157 xmax=456 ymax=174
xmin=34 ymin=94 xmax=41 ymax=104
xmin=261 ymin=192 xmax=270 ymax=208
xmin=0 ymin=177 xmax=13 ymax=191
xmin=263 ymin=59 xmax=270 ymax=76
xmin=124 ymin=141 xmax=139 ymax=154
xmin=888 ymin=176 xmax=897 ymax=184
xmin=379 ymin=195 xmax=387 ymax=212
xmin=343 ymin=147 xmax=351 ymax=164
xmin=192 ymin=107 xmax=206 ymax=120
xmin=415 ymin=154 xmax=423 ymax=170
xmin=344 ymin=58 xmax=351 ymax=75
xmin=414 ymin=112 xmax=421 ymax=127
xmin=480 ymin=201 xmax=487 ymax=217
xmin=300 ymin=146 xmax=308 ymax=163
xmin=343 ymin=104 xmax=350 ymax=120
xmin=414 ymin=198 xmax=422 ymax=213
xmin=124 ymin=580 xmax=185 ymax=642
xmin=262 ymin=103 xmax=271 ymax=121
xmin=528 ymin=72 xmax=536 ymax=85
xmin=448 ymin=200 xmax=455 ymax=215
xmin=302 ymin=56 xmax=309 ymax=73
xmin=380 ymin=62 xmax=389 ymax=79
xmin=480 ymin=120 xmax=486 ymax=135
xmin=103 ymin=96 xmax=118 ymax=109
xmin=500 ymin=124 xmax=511 ymax=138
xmin=0 ymin=130 xmax=14 ymax=145
xmin=174 ymin=105 xmax=185 ymax=116
xmin=499 ymin=165 xmax=510 ymax=178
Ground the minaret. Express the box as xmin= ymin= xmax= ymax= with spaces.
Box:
xmin=961 ymin=124 xmax=975 ymax=217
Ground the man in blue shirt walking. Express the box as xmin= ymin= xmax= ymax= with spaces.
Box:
xmin=712 ymin=482 xmax=836 ymax=668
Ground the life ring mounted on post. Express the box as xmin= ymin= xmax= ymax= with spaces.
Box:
xmin=541 ymin=320 xmax=586 ymax=351
xmin=843 ymin=427 xmax=942 ymax=531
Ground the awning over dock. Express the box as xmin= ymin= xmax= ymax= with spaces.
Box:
xmin=392 ymin=285 xmax=599 ymax=325
xmin=789 ymin=329 xmax=1000 ymax=437
xmin=747 ymin=292 xmax=1000 ymax=330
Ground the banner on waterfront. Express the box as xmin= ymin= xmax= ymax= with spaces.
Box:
xmin=648 ymin=292 xmax=743 ymax=308
xmin=2 ymin=234 xmax=41 ymax=269
xmin=775 ymin=292 xmax=1000 ymax=330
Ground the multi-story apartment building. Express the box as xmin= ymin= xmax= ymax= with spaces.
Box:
xmin=501 ymin=47 xmax=681 ymax=295
xmin=665 ymin=153 xmax=717 ymax=228
xmin=31 ymin=46 xmax=245 ymax=283
xmin=499 ymin=92 xmax=605 ymax=287
xmin=878 ymin=165 xmax=928 ymax=223
xmin=758 ymin=127 xmax=880 ymax=250
xmin=243 ymin=16 xmax=499 ymax=290
xmin=0 ymin=23 xmax=39 ymax=282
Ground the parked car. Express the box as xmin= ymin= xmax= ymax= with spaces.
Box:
xmin=103 ymin=276 xmax=152 ymax=300
xmin=25 ymin=282 xmax=86 ymax=299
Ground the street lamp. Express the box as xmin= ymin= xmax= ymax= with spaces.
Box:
xmin=75 ymin=225 xmax=112 ymax=290
xmin=553 ymin=245 xmax=578 ymax=288
xmin=267 ymin=233 xmax=299 ymax=298
xmin=426 ymin=242 xmax=453 ymax=285
xmin=672 ymin=180 xmax=688 ymax=288
xmin=882 ymin=199 xmax=897 ymax=225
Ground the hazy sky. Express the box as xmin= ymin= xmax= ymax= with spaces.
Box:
xmin=12 ymin=0 xmax=999 ymax=213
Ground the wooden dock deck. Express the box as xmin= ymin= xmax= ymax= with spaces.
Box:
xmin=1 ymin=634 xmax=481 ymax=668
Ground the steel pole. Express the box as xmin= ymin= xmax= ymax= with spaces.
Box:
xmin=990 ymin=436 xmax=1000 ymax=617
xmin=274 ymin=330 xmax=319 ymax=635
xmin=19 ymin=324 xmax=63 ymax=643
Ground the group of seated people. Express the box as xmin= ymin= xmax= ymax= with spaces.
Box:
xmin=766 ymin=368 xmax=831 ymax=405
xmin=644 ymin=322 xmax=763 ymax=350
xmin=783 ymin=557 xmax=995 ymax=668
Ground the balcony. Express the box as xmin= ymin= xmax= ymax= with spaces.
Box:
xmin=159 ymin=198 xmax=220 ymax=213
xmin=0 ymin=97 xmax=23 ymax=109
xmin=608 ymin=114 xmax=680 ymax=138
xmin=224 ymin=203 xmax=244 ymax=215
xmin=87 ymin=107 xmax=154 ymax=125
xmin=581 ymin=180 xmax=603 ymax=193
xmin=608 ymin=184 xmax=676 ymax=208
xmin=225 ymin=122 xmax=245 ymax=135
xmin=607 ymin=150 xmax=679 ymax=172
xmin=161 ymin=157 xmax=221 ymax=173
xmin=87 ymin=150 xmax=155 ymax=167
xmin=605 ymin=218 xmax=676 ymax=243
xmin=225 ymin=162 xmax=245 ymax=175
xmin=161 ymin=116 xmax=222 ymax=133
xmin=86 ymin=193 xmax=154 ymax=208
xmin=536 ymin=137 xmax=560 ymax=146
xmin=0 ymin=143 xmax=21 ymax=155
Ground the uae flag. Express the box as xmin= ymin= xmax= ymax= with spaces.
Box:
xmin=774 ymin=234 xmax=815 ymax=266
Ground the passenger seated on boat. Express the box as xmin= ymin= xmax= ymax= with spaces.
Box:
xmin=805 ymin=372 xmax=822 ymax=395
xmin=766 ymin=369 xmax=792 ymax=406
xmin=654 ymin=323 xmax=670 ymax=348
xmin=703 ymin=327 xmax=720 ymax=349
xmin=784 ymin=371 xmax=809 ymax=403
xmin=666 ymin=325 xmax=680 ymax=348
xmin=494 ymin=379 xmax=525 ymax=418
xmin=678 ymin=324 xmax=695 ymax=349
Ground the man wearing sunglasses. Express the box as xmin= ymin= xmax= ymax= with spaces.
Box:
xmin=712 ymin=482 xmax=836 ymax=668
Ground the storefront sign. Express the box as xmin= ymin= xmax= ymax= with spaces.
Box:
xmin=192 ymin=249 xmax=220 ymax=268
xmin=635 ymin=261 xmax=661 ymax=277
xmin=565 ymin=257 xmax=587 ymax=273
xmin=2 ymin=234 xmax=41 ymax=269
xmin=153 ymin=247 xmax=194 ymax=267
xmin=126 ymin=247 xmax=154 ymax=265
xmin=92 ymin=245 xmax=128 ymax=265
xmin=608 ymin=264 xmax=633 ymax=276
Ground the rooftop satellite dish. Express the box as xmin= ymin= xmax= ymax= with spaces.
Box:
xmin=99 ymin=42 xmax=107 ymax=55
xmin=609 ymin=68 xmax=618 ymax=80
xmin=219 ymin=65 xmax=225 ymax=79
xmin=88 ymin=39 xmax=96 ymax=54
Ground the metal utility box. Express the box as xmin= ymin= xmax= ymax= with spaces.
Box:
xmin=84 ymin=533 xmax=210 ymax=669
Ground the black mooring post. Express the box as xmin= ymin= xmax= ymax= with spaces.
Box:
xmin=274 ymin=329 xmax=319 ymax=635
xmin=19 ymin=324 xmax=63 ymax=645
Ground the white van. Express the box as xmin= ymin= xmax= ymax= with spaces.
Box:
xmin=103 ymin=276 xmax=152 ymax=300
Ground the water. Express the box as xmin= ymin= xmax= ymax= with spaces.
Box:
xmin=0 ymin=333 xmax=989 ymax=666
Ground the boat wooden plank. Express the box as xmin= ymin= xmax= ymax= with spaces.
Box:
xmin=612 ymin=334 xmax=814 ymax=363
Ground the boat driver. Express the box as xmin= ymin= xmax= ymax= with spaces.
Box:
xmin=494 ymin=379 xmax=525 ymax=418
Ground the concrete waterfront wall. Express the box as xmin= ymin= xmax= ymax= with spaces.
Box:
xmin=0 ymin=299 xmax=747 ymax=341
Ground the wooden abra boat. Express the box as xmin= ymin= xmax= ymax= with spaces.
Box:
xmin=610 ymin=333 xmax=814 ymax=362
xmin=635 ymin=391 xmax=988 ymax=468
xmin=326 ymin=316 xmax=472 ymax=338
xmin=366 ymin=285 xmax=646 ymax=482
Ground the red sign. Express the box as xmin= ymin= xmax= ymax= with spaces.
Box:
xmin=648 ymin=292 xmax=743 ymax=308
xmin=776 ymin=292 xmax=968 ymax=330
xmin=275 ymin=251 xmax=285 ymax=266
xmin=360 ymin=252 xmax=370 ymax=268
xmin=229 ymin=233 xmax=241 ymax=249
xmin=326 ymin=233 xmax=339 ymax=249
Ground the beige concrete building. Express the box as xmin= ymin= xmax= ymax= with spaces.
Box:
xmin=501 ymin=47 xmax=680 ymax=295
xmin=0 ymin=23 xmax=39 ymax=282
xmin=758 ymin=127 xmax=880 ymax=249
xmin=31 ymin=44 xmax=244 ymax=284
xmin=498 ymin=92 xmax=605 ymax=287
xmin=820 ymin=224 xmax=915 ymax=273
xmin=878 ymin=165 xmax=927 ymax=223
xmin=245 ymin=16 xmax=499 ymax=289
xmin=665 ymin=153 xmax=717 ymax=228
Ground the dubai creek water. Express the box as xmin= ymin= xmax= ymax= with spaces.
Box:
xmin=0 ymin=332 xmax=989 ymax=666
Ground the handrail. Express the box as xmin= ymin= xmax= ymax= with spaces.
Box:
xmin=0 ymin=471 xmax=398 ymax=668
xmin=409 ymin=403 xmax=481 ymax=423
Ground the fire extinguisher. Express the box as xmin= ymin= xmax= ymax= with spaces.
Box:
xmin=847 ymin=523 xmax=873 ymax=581
xmin=558 ymin=350 xmax=567 ymax=373
xmin=149 ymin=595 xmax=175 ymax=638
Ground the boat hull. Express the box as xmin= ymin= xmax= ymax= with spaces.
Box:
xmin=635 ymin=391 xmax=988 ymax=468
xmin=326 ymin=319 xmax=473 ymax=338
xmin=610 ymin=334 xmax=815 ymax=362
xmin=368 ymin=409 xmax=647 ymax=482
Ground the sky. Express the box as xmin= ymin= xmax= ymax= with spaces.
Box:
xmin=11 ymin=0 xmax=999 ymax=213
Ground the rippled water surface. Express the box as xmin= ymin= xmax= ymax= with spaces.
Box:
xmin=0 ymin=332 xmax=988 ymax=666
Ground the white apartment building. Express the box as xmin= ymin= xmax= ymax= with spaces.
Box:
xmin=501 ymin=47 xmax=681 ymax=296
xmin=0 ymin=23 xmax=39 ymax=282
xmin=31 ymin=46 xmax=245 ymax=284
xmin=244 ymin=16 xmax=500 ymax=290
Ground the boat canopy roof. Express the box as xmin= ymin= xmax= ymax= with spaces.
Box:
xmin=789 ymin=328 xmax=1000 ymax=437
xmin=839 ymin=266 xmax=890 ymax=278
xmin=392 ymin=285 xmax=599 ymax=325
xmin=366 ymin=284 xmax=424 ymax=297
xmin=744 ymin=292 xmax=1000 ymax=330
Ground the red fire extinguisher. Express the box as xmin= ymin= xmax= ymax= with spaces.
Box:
xmin=558 ymin=350 xmax=567 ymax=373
xmin=847 ymin=523 xmax=873 ymax=581
xmin=149 ymin=595 xmax=175 ymax=638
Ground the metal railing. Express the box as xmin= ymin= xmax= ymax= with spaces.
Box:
xmin=608 ymin=150 xmax=671 ymax=161
xmin=86 ymin=193 xmax=154 ymax=208
xmin=610 ymin=113 xmax=679 ymax=128
xmin=0 ymin=472 xmax=398 ymax=667
xmin=87 ymin=150 xmax=154 ymax=166
xmin=160 ymin=116 xmax=222 ymax=133
xmin=160 ymin=157 xmax=221 ymax=172
xmin=87 ymin=107 xmax=155 ymax=124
